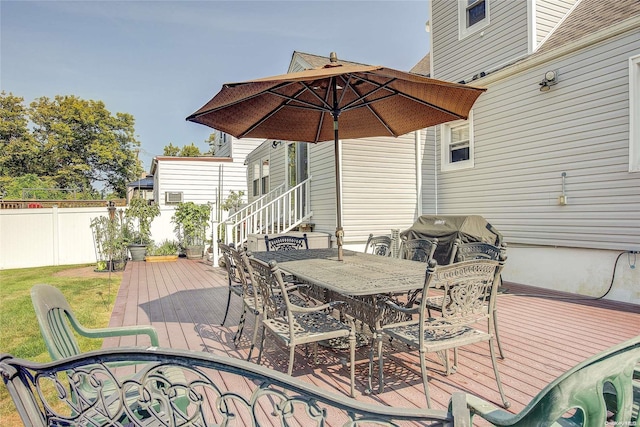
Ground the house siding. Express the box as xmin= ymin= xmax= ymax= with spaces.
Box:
xmin=432 ymin=0 xmax=530 ymax=82
xmin=303 ymin=135 xmax=420 ymax=243
xmin=434 ymin=30 xmax=640 ymax=251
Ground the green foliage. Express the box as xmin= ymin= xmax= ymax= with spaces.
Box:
xmin=163 ymin=143 xmax=180 ymax=156
xmin=204 ymin=132 xmax=218 ymax=156
xmin=0 ymin=91 xmax=142 ymax=197
xmin=221 ymin=190 xmax=245 ymax=212
xmin=124 ymin=197 xmax=160 ymax=245
xmin=171 ymin=202 xmax=211 ymax=247
xmin=147 ymin=239 xmax=179 ymax=256
xmin=162 ymin=142 xmax=202 ymax=157
xmin=180 ymin=143 xmax=201 ymax=157
xmin=90 ymin=215 xmax=128 ymax=266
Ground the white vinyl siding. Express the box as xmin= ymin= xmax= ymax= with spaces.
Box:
xmin=306 ymin=134 xmax=419 ymax=243
xmin=341 ymin=134 xmax=418 ymax=242
xmin=630 ymin=54 xmax=640 ymax=172
xmin=434 ymin=31 xmax=640 ymax=250
xmin=433 ymin=0 xmax=529 ymax=82
xmin=155 ymin=158 xmax=245 ymax=207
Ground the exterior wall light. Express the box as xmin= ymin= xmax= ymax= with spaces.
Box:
xmin=539 ymin=70 xmax=558 ymax=92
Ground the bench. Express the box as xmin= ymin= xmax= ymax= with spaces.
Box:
xmin=0 ymin=346 xmax=469 ymax=426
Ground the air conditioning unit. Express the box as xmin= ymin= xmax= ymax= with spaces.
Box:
xmin=165 ymin=192 xmax=183 ymax=204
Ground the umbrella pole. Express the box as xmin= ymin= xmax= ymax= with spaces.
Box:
xmin=332 ymin=77 xmax=344 ymax=261
xmin=334 ymin=121 xmax=343 ymax=261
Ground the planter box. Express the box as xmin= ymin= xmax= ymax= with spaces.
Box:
xmin=144 ymin=255 xmax=178 ymax=263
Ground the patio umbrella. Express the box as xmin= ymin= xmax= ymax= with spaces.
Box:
xmin=187 ymin=53 xmax=486 ymax=260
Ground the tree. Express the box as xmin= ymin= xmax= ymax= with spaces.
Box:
xmin=179 ymin=143 xmax=201 ymax=157
xmin=29 ymin=95 xmax=142 ymax=196
xmin=0 ymin=92 xmax=38 ymax=178
xmin=204 ymin=132 xmax=218 ymax=156
xmin=162 ymin=142 xmax=202 ymax=157
xmin=163 ymin=143 xmax=180 ymax=156
xmin=0 ymin=92 xmax=142 ymax=198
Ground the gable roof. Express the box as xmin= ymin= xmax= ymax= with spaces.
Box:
xmin=410 ymin=54 xmax=431 ymax=77
xmin=290 ymin=51 xmax=370 ymax=70
xmin=536 ymin=0 xmax=640 ymax=55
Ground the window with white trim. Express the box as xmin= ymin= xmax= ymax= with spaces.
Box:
xmin=441 ymin=111 xmax=475 ymax=171
xmin=251 ymin=159 xmax=270 ymax=196
xmin=630 ymin=55 xmax=640 ymax=172
xmin=458 ymin=0 xmax=490 ymax=39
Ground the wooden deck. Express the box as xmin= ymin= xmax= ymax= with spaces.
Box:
xmin=105 ymin=257 xmax=640 ymax=415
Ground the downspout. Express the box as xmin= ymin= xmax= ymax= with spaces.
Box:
xmin=414 ymin=130 xmax=422 ymax=219
xmin=434 ymin=127 xmax=438 ymax=215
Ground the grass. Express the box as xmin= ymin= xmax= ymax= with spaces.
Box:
xmin=0 ymin=264 xmax=123 ymax=425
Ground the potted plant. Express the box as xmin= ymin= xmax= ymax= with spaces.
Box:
xmin=124 ymin=196 xmax=160 ymax=261
xmin=171 ymin=202 xmax=211 ymax=259
xmin=90 ymin=215 xmax=127 ymax=272
xmin=144 ymin=239 xmax=179 ymax=262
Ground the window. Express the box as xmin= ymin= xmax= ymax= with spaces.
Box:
xmin=252 ymin=163 xmax=260 ymax=196
xmin=459 ymin=0 xmax=490 ymax=39
xmin=630 ymin=55 xmax=640 ymax=172
xmin=261 ymin=159 xmax=270 ymax=194
xmin=251 ymin=158 xmax=270 ymax=195
xmin=441 ymin=111 xmax=474 ymax=171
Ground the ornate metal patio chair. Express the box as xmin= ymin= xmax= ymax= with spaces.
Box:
xmin=31 ymin=284 xmax=159 ymax=361
xmin=364 ymin=234 xmax=392 ymax=257
xmin=219 ymin=241 xmax=244 ymax=326
xmin=372 ymin=258 xmax=509 ymax=409
xmin=398 ymin=237 xmax=438 ymax=262
xmin=247 ymin=255 xmax=357 ymax=397
xmin=232 ymin=249 xmax=311 ymax=361
xmin=228 ymin=245 xmax=260 ymax=359
xmin=462 ymin=335 xmax=640 ymax=426
xmin=427 ymin=239 xmax=508 ymax=359
xmin=265 ymin=233 xmax=309 ymax=251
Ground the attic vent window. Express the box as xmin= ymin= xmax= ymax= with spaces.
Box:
xmin=459 ymin=0 xmax=490 ymax=39
xmin=165 ymin=192 xmax=183 ymax=204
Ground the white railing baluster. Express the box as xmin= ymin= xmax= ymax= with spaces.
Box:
xmin=222 ymin=177 xmax=313 ymax=246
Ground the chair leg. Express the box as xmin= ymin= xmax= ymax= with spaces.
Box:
xmin=257 ymin=325 xmax=267 ymax=366
xmin=377 ymin=334 xmax=385 ymax=393
xmin=493 ymin=308 xmax=505 ymax=359
xmin=233 ymin=306 xmax=247 ymax=346
xmin=488 ymin=338 xmax=510 ymax=409
xmin=247 ymin=310 xmax=260 ymax=361
xmin=221 ymin=285 xmax=232 ymax=326
xmin=419 ymin=347 xmax=433 ymax=409
xmin=367 ymin=333 xmax=377 ymax=394
xmin=287 ymin=345 xmax=296 ymax=376
xmin=349 ymin=327 xmax=356 ymax=398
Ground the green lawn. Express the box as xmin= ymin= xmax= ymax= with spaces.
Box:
xmin=0 ymin=264 xmax=122 ymax=424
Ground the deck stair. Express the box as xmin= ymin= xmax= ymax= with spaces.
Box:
xmin=223 ymin=177 xmax=312 ymax=246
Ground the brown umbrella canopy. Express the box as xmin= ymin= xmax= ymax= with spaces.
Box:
xmin=187 ymin=62 xmax=486 ymax=143
xmin=187 ymin=54 xmax=486 ymax=260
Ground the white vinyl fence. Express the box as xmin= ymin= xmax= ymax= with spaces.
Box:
xmin=0 ymin=206 xmax=180 ymax=270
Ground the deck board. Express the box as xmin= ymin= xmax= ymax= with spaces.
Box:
xmin=106 ymin=258 xmax=640 ymax=416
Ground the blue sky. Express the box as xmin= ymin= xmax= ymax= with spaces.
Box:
xmin=1 ymin=1 xmax=430 ymax=170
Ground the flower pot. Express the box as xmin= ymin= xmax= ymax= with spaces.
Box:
xmin=185 ymin=245 xmax=204 ymax=259
xmin=128 ymin=244 xmax=147 ymax=261
xmin=144 ymin=255 xmax=178 ymax=262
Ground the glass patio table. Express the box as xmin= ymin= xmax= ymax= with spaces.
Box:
xmin=250 ymin=248 xmax=427 ymax=330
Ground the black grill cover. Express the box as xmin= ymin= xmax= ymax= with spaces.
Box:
xmin=400 ymin=215 xmax=503 ymax=265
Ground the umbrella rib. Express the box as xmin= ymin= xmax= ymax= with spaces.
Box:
xmin=344 ymin=73 xmax=473 ymax=119
xmin=239 ymin=84 xmax=329 ymax=138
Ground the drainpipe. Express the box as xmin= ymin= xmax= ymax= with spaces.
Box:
xmin=414 ymin=130 xmax=422 ymax=219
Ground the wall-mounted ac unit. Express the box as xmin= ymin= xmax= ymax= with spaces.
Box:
xmin=165 ymin=192 xmax=183 ymax=204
